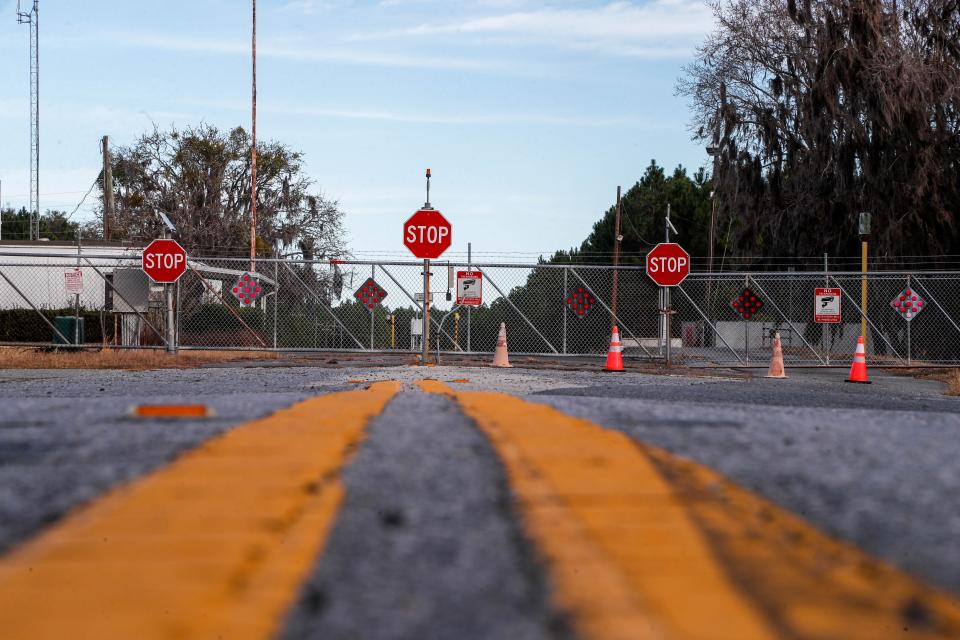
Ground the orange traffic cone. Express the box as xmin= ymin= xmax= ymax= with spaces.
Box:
xmin=492 ymin=322 xmax=512 ymax=368
xmin=846 ymin=336 xmax=871 ymax=384
xmin=765 ymin=331 xmax=787 ymax=378
xmin=604 ymin=326 xmax=625 ymax=372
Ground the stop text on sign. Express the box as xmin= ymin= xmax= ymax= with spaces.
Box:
xmin=405 ymin=225 xmax=449 ymax=245
xmin=647 ymin=256 xmax=688 ymax=274
xmin=143 ymin=253 xmax=185 ymax=271
xmin=645 ymin=242 xmax=691 ymax=287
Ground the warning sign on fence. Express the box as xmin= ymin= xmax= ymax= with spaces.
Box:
xmin=64 ymin=268 xmax=83 ymax=295
xmin=457 ymin=271 xmax=482 ymax=306
xmin=814 ymin=288 xmax=841 ymax=323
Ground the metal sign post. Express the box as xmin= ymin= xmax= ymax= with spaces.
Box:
xmin=423 ymin=258 xmax=430 ymax=363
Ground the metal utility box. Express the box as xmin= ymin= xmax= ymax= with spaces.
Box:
xmin=112 ymin=268 xmax=150 ymax=313
xmin=53 ymin=316 xmax=84 ymax=345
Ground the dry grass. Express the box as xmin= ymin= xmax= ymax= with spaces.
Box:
xmin=946 ymin=370 xmax=960 ymax=396
xmin=890 ymin=366 xmax=960 ymax=396
xmin=0 ymin=348 xmax=279 ymax=371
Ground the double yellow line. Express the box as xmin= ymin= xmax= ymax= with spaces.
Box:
xmin=0 ymin=379 xmax=958 ymax=639
xmin=419 ymin=380 xmax=960 ymax=640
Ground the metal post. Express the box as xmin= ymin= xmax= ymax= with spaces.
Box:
xmin=467 ymin=243 xmax=472 ymax=352
xmin=563 ymin=266 xmax=568 ymax=354
xmin=907 ymin=274 xmax=912 ymax=365
xmin=823 ymin=252 xmax=829 ymax=365
xmin=370 ymin=264 xmax=375 ymax=349
xmin=663 ymin=204 xmax=672 ymax=365
xmin=861 ymin=239 xmax=868 ymax=343
xmin=390 ymin=314 xmax=395 ymax=350
xmin=422 ymin=258 xmax=430 ymax=363
xmin=74 ymin=232 xmax=81 ymax=346
xmin=743 ymin=275 xmax=748 ymax=362
xmin=165 ymin=284 xmax=175 ymax=353
xmin=273 ymin=260 xmax=278 ymax=349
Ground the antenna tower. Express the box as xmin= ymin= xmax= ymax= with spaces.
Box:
xmin=17 ymin=1 xmax=39 ymax=241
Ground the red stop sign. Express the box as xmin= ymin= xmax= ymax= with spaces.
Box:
xmin=404 ymin=209 xmax=451 ymax=259
xmin=646 ymin=242 xmax=690 ymax=286
xmin=142 ymin=238 xmax=188 ymax=283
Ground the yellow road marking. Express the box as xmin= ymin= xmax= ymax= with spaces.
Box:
xmin=644 ymin=446 xmax=960 ymax=639
xmin=417 ymin=380 xmax=776 ymax=640
xmin=0 ymin=381 xmax=400 ymax=640
xmin=418 ymin=380 xmax=960 ymax=639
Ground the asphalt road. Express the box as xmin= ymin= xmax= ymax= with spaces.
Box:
xmin=0 ymin=362 xmax=958 ymax=637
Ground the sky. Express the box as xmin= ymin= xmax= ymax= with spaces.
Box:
xmin=0 ymin=0 xmax=715 ymax=260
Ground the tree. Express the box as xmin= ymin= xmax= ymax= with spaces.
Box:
xmin=0 ymin=207 xmax=80 ymax=241
xmin=574 ymin=161 xmax=712 ymax=263
xmin=679 ymin=0 xmax=960 ymax=261
xmin=92 ymin=124 xmax=346 ymax=258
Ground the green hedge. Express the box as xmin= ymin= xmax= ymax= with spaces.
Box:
xmin=0 ymin=308 xmax=108 ymax=343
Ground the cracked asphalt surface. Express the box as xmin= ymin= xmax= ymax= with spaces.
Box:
xmin=0 ymin=361 xmax=958 ymax=635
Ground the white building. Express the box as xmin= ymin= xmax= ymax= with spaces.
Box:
xmin=0 ymin=241 xmax=141 ymax=310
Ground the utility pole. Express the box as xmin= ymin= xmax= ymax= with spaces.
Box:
xmin=250 ymin=0 xmax=258 ymax=272
xmin=101 ymin=136 xmax=113 ymax=241
xmin=610 ymin=186 xmax=622 ymax=328
xmin=422 ymin=168 xmax=432 ymax=365
xmin=17 ymin=1 xmax=39 ymax=241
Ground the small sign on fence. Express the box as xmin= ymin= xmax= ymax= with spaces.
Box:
xmin=457 ymin=271 xmax=482 ymax=306
xmin=64 ymin=268 xmax=83 ymax=295
xmin=814 ymin=288 xmax=841 ymax=323
xmin=891 ymin=288 xmax=925 ymax=321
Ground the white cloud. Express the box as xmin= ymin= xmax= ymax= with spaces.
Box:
xmin=353 ymin=0 xmax=713 ymax=58
xmin=113 ymin=32 xmax=507 ymax=72
xmin=278 ymin=0 xmax=342 ymax=15
xmin=181 ymin=98 xmax=649 ymax=127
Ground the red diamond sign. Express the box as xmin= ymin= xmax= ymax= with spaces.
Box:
xmin=566 ymin=287 xmax=596 ymax=317
xmin=354 ymin=278 xmax=388 ymax=310
xmin=231 ymin=272 xmax=263 ymax=307
xmin=731 ymin=288 xmax=763 ymax=320
xmin=891 ymin=287 xmax=925 ymax=321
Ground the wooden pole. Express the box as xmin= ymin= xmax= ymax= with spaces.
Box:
xmin=250 ymin=0 xmax=257 ymax=271
xmin=101 ymin=136 xmax=113 ymax=241
xmin=611 ymin=186 xmax=622 ymax=328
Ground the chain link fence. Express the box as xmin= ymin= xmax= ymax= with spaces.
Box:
xmin=1 ymin=252 xmax=959 ymax=365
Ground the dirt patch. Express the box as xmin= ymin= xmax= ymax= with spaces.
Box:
xmin=0 ymin=347 xmax=279 ymax=371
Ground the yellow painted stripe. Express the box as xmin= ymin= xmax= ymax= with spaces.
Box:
xmin=643 ymin=445 xmax=960 ymax=640
xmin=418 ymin=379 xmax=960 ymax=640
xmin=417 ymin=379 xmax=777 ymax=640
xmin=0 ymin=381 xmax=400 ymax=640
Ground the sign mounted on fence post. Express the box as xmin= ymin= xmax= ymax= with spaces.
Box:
xmin=142 ymin=238 xmax=188 ymax=283
xmin=814 ymin=288 xmax=841 ymax=323
xmin=64 ymin=268 xmax=83 ymax=295
xmin=645 ymin=243 xmax=690 ymax=287
xmin=403 ymin=209 xmax=452 ymax=259
xmin=456 ymin=271 xmax=482 ymax=306
xmin=891 ymin=287 xmax=925 ymax=321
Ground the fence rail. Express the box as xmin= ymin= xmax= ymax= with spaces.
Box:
xmin=1 ymin=252 xmax=958 ymax=366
